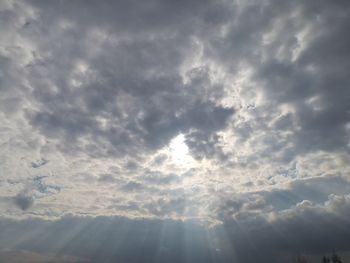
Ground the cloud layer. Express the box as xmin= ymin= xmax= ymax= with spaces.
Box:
xmin=0 ymin=0 xmax=350 ymax=261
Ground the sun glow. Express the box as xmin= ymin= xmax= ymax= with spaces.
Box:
xmin=169 ymin=134 xmax=192 ymax=164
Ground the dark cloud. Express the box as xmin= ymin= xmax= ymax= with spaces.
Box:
xmin=30 ymin=158 xmax=48 ymax=168
xmin=3 ymin=0 xmax=347 ymax=164
xmin=98 ymin=174 xmax=118 ymax=184
xmin=0 ymin=249 xmax=90 ymax=263
xmin=258 ymin=176 xmax=350 ymax=211
xmin=214 ymin=176 xmax=350 ymax=220
xmin=264 ymin=0 xmax=350 ymax=158
xmin=0 ymin=0 xmax=229 ymax=160
xmin=13 ymin=192 xmax=34 ymax=211
xmin=120 ymin=181 xmax=144 ymax=192
xmin=197 ymin=0 xmax=350 ymax=164
xmin=144 ymin=197 xmax=187 ymax=217
xmin=0 ymin=210 xmax=349 ymax=263
xmin=150 ymin=153 xmax=168 ymax=166
xmin=186 ymin=130 xmax=228 ymax=161
xmin=141 ymin=171 xmax=181 ymax=185
xmin=0 ymin=216 xmax=217 ymax=263
xmin=214 ymin=195 xmax=350 ymax=263
xmin=201 ymin=176 xmax=350 ymax=262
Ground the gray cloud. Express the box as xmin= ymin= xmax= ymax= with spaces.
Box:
xmin=1 ymin=0 xmax=231 ymax=160
xmin=31 ymin=158 xmax=48 ymax=168
xmin=212 ymin=183 xmax=350 ymax=262
xmin=0 ymin=207 xmax=349 ymax=263
xmin=2 ymin=0 xmax=347 ymax=163
xmin=13 ymin=192 xmax=34 ymax=211
xmin=0 ymin=249 xmax=90 ymax=263
xmin=0 ymin=0 xmax=350 ymax=261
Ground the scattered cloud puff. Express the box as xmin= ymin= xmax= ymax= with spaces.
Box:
xmin=0 ymin=0 xmax=350 ymax=261
xmin=13 ymin=192 xmax=34 ymax=211
xmin=30 ymin=158 xmax=48 ymax=168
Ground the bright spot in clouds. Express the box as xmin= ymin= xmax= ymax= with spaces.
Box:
xmin=169 ymin=134 xmax=192 ymax=164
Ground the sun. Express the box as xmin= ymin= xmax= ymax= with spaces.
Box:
xmin=169 ymin=134 xmax=191 ymax=163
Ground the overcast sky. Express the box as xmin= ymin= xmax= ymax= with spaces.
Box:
xmin=0 ymin=0 xmax=350 ymax=262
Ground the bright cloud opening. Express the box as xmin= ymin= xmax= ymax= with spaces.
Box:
xmin=169 ymin=134 xmax=193 ymax=165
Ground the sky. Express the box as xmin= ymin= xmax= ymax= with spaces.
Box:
xmin=0 ymin=0 xmax=350 ymax=262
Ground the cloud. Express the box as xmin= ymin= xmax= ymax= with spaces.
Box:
xmin=0 ymin=216 xmax=216 ymax=263
xmin=0 ymin=249 xmax=90 ymax=263
xmin=97 ymin=174 xmax=118 ymax=184
xmin=13 ymin=192 xmax=34 ymax=211
xmin=0 ymin=0 xmax=231 ymax=160
xmin=235 ymin=0 xmax=350 ymax=161
xmin=30 ymin=158 xmax=48 ymax=168
xmin=0 ymin=0 xmax=349 ymax=261
xmin=0 ymin=209 xmax=349 ymax=263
